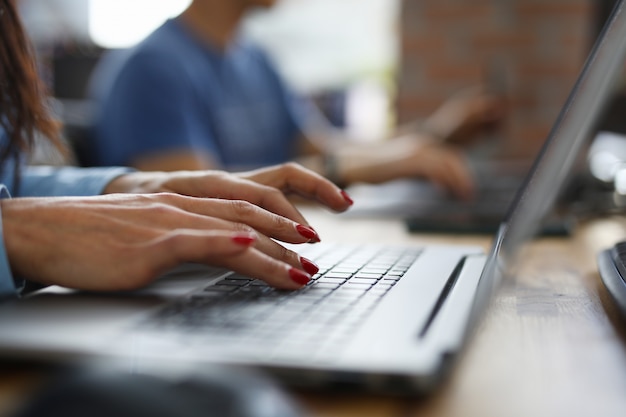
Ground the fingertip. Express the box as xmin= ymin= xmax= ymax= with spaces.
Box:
xmin=289 ymin=267 xmax=311 ymax=286
xmin=300 ymin=256 xmax=320 ymax=275
xmin=296 ymin=224 xmax=321 ymax=243
xmin=341 ymin=190 xmax=354 ymax=206
xmin=321 ymin=188 xmax=354 ymax=213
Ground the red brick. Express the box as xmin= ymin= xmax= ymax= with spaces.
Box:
xmin=395 ymin=0 xmax=595 ymax=150
xmin=515 ymin=2 xmax=594 ymax=18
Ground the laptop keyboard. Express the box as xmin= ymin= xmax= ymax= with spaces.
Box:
xmin=143 ymin=245 xmax=422 ymax=357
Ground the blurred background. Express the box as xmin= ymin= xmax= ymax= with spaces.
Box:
xmin=16 ymin=0 xmax=626 ymax=164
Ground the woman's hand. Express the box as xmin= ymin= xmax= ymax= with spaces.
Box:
xmin=422 ymin=87 xmax=506 ymax=145
xmin=103 ymin=163 xmax=354 ymax=228
xmin=1 ymin=193 xmax=329 ymax=292
xmin=400 ymin=141 xmax=475 ymax=200
xmin=336 ymin=138 xmax=475 ymax=200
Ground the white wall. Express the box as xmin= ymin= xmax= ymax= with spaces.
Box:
xmin=243 ymin=0 xmax=401 ymax=93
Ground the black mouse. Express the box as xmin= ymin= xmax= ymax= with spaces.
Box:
xmin=13 ymin=364 xmax=307 ymax=417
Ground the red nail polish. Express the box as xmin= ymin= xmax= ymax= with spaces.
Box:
xmin=296 ymin=224 xmax=320 ymax=242
xmin=341 ymin=190 xmax=354 ymax=206
xmin=289 ymin=268 xmax=311 ymax=286
xmin=300 ymin=257 xmax=319 ymax=275
xmin=232 ymin=235 xmax=256 ymax=246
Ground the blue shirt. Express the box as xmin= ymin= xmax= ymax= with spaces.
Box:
xmin=0 ymin=131 xmax=132 ymax=298
xmin=90 ymin=18 xmax=304 ymax=170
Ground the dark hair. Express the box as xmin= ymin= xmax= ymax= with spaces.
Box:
xmin=0 ymin=0 xmax=63 ymax=174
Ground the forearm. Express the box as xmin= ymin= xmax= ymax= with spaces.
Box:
xmin=332 ymin=140 xmax=422 ymax=185
xmin=297 ymin=136 xmax=429 ymax=186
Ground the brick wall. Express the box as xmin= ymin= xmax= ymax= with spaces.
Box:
xmin=397 ymin=0 xmax=596 ymax=157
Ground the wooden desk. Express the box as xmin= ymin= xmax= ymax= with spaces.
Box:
xmin=294 ymin=209 xmax=626 ymax=417
xmin=1 ymin=210 xmax=626 ymax=417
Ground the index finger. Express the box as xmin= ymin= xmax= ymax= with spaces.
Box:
xmin=238 ymin=162 xmax=354 ymax=212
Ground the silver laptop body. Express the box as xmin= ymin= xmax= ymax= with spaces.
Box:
xmin=0 ymin=1 xmax=624 ymax=395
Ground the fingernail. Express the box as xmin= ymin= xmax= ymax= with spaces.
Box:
xmin=232 ymin=234 xmax=256 ymax=246
xmin=289 ymin=268 xmax=311 ymax=286
xmin=300 ymin=257 xmax=319 ymax=275
xmin=341 ymin=190 xmax=354 ymax=206
xmin=296 ymin=224 xmax=321 ymax=242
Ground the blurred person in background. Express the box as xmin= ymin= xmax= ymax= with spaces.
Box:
xmin=0 ymin=0 xmax=353 ymax=299
xmin=89 ymin=0 xmax=506 ymax=201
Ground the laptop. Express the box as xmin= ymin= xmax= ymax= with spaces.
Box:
xmin=342 ymin=158 xmax=523 ymax=222
xmin=0 ymin=1 xmax=625 ymax=395
xmin=343 ymin=172 xmax=574 ymax=236
xmin=341 ymin=152 xmax=578 ymax=235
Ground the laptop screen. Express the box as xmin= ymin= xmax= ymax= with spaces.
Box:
xmin=471 ymin=0 xmax=626 ymax=319
xmin=500 ymin=0 xmax=626 ymax=263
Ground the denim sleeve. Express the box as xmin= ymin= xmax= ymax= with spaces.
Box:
xmin=17 ymin=166 xmax=134 ymax=197
xmin=0 ymin=185 xmax=20 ymax=299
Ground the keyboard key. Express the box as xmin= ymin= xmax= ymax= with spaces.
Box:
xmin=316 ymin=277 xmax=347 ymax=285
xmin=312 ymin=282 xmax=341 ymax=290
xmin=324 ymin=272 xmax=353 ymax=279
xmin=354 ymin=272 xmax=383 ymax=280
xmin=203 ymin=285 xmax=236 ymax=293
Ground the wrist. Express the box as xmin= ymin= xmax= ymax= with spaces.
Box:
xmin=103 ymin=174 xmax=135 ymax=194
xmin=103 ymin=172 xmax=165 ymax=194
